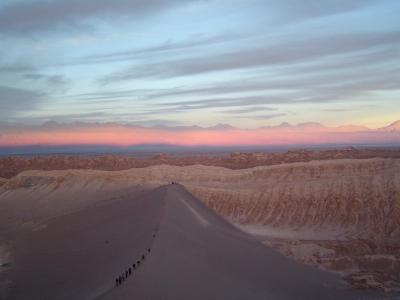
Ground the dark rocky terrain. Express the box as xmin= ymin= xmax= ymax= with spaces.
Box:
xmin=1 ymin=147 xmax=400 ymax=179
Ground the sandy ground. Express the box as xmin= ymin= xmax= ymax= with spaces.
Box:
xmin=235 ymin=224 xmax=351 ymax=240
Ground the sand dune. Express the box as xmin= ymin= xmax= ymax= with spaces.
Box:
xmin=1 ymin=184 xmax=375 ymax=300
xmin=100 ymin=184 xmax=373 ymax=300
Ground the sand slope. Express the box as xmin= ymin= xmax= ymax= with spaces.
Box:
xmin=6 ymin=187 xmax=164 ymax=300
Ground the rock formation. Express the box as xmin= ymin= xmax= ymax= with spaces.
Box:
xmin=0 ymin=178 xmax=7 ymax=187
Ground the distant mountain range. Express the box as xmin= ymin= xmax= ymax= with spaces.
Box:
xmin=0 ymin=120 xmax=399 ymax=155
xmin=379 ymin=120 xmax=400 ymax=132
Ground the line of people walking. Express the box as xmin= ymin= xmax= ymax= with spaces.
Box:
xmin=115 ymin=228 xmax=158 ymax=287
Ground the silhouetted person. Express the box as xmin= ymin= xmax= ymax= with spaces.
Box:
xmin=125 ymin=270 xmax=128 ymax=278
xmin=133 ymin=263 xmax=136 ymax=269
xmin=129 ymin=267 xmax=132 ymax=275
xmin=137 ymin=260 xmax=140 ymax=265
xmin=148 ymin=248 xmax=151 ymax=253
xmin=142 ymin=255 xmax=145 ymax=260
xmin=116 ymin=278 xmax=119 ymax=286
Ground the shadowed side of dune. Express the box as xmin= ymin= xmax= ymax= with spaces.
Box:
xmin=7 ymin=186 xmax=166 ymax=300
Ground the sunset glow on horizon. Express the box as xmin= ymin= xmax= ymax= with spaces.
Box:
xmin=1 ymin=120 xmax=399 ymax=149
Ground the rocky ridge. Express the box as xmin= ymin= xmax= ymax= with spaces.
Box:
xmin=0 ymin=178 xmax=7 ymax=187
xmin=1 ymin=148 xmax=400 ymax=179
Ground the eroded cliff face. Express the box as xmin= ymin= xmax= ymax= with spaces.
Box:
xmin=1 ymin=158 xmax=399 ymax=292
xmin=186 ymin=159 xmax=400 ymax=241
xmin=0 ymin=178 xmax=7 ymax=187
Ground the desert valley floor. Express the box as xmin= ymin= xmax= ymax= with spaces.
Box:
xmin=0 ymin=153 xmax=399 ymax=299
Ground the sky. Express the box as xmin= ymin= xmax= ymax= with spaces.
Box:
xmin=0 ymin=0 xmax=399 ymax=150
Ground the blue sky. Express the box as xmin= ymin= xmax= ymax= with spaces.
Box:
xmin=0 ymin=0 xmax=399 ymax=128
